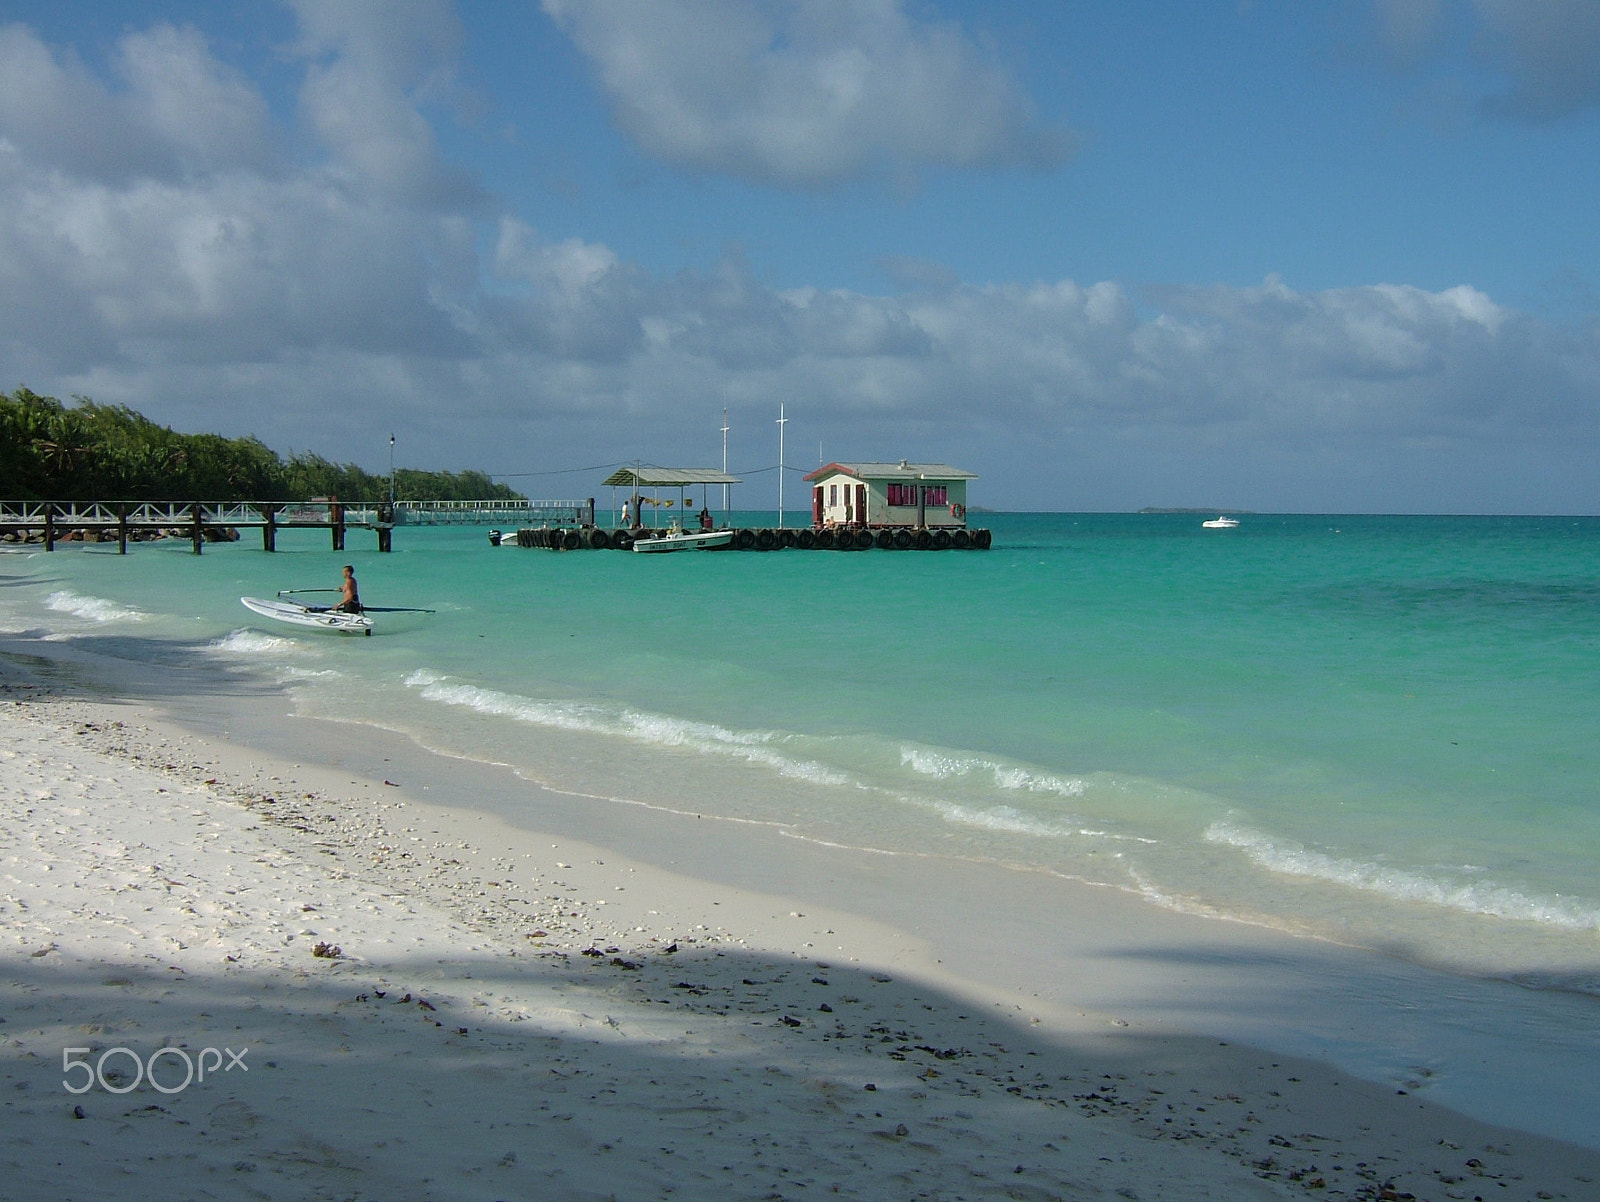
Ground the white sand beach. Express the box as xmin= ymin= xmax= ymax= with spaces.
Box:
xmin=2 ymin=646 xmax=1598 ymax=1202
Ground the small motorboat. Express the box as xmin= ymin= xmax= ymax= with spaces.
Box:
xmin=1202 ymin=515 xmax=1239 ymax=528
xmin=631 ymin=524 xmax=734 ymax=552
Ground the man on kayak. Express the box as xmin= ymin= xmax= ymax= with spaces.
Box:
xmin=334 ymin=564 xmax=362 ymax=613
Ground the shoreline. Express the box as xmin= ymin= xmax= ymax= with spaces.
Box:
xmin=2 ymin=634 xmax=1599 ymax=1198
xmin=145 ymin=635 xmax=1600 ymax=1149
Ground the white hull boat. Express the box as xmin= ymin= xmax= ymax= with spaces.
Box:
xmin=1202 ymin=516 xmax=1239 ymax=528
xmin=631 ymin=527 xmax=734 ymax=552
xmin=241 ymin=596 xmax=373 ymax=635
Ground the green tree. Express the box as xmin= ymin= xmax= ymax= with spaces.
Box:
xmin=0 ymin=387 xmax=525 ymax=504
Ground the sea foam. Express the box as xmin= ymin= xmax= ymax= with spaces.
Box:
xmin=210 ymin=628 xmax=297 ymax=655
xmin=901 ymin=746 xmax=1085 ymax=798
xmin=405 ymin=671 xmax=850 ymax=786
xmin=45 ymin=590 xmax=145 ymax=623
xmin=927 ymin=800 xmax=1077 ymax=838
xmin=1206 ymin=820 xmax=1600 ymax=931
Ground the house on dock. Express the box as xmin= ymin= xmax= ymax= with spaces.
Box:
xmin=803 ymin=461 xmax=976 ymax=529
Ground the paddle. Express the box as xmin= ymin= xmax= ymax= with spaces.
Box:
xmin=275 ymin=590 xmax=434 ymax=615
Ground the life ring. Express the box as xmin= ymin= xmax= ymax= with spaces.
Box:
xmin=950 ymin=503 xmax=965 ymax=519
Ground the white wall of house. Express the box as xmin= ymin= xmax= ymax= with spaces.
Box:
xmin=810 ymin=471 xmax=969 ymax=527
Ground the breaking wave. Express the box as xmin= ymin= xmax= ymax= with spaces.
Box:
xmin=901 ymin=746 xmax=1085 ymax=798
xmin=45 ymin=590 xmax=145 ymax=623
xmin=1206 ymin=821 xmax=1600 ymax=931
xmin=925 ymin=801 xmax=1077 ymax=838
xmin=404 ymin=670 xmax=850 ymax=787
xmin=209 ymin=628 xmax=297 ymax=655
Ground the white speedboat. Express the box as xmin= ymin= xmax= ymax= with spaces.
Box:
xmin=631 ymin=525 xmax=734 ymax=552
xmin=1202 ymin=515 xmax=1239 ymax=528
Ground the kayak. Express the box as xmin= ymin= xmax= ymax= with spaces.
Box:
xmin=241 ymin=596 xmax=373 ymax=635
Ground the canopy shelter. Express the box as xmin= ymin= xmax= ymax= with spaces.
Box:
xmin=600 ymin=466 xmax=743 ymax=528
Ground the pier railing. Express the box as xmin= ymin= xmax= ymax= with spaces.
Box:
xmin=385 ymin=499 xmax=592 ymax=526
xmin=0 ymin=498 xmax=594 ymax=553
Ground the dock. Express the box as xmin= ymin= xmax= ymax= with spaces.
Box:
xmin=505 ymin=524 xmax=992 ymax=551
xmin=0 ymin=498 xmax=594 ymax=553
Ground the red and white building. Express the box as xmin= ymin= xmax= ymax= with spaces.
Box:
xmin=803 ymin=461 xmax=976 ymax=529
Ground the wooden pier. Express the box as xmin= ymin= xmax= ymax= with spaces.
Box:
xmin=0 ymin=498 xmax=593 ymax=553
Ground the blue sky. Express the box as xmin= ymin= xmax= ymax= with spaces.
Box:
xmin=2 ymin=0 xmax=1597 ymax=512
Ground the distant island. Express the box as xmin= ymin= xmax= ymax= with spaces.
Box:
xmin=1 ymin=387 xmax=522 ymax=504
xmin=1138 ymin=507 xmax=1255 ymax=515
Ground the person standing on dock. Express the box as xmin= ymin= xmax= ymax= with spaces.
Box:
xmin=334 ymin=564 xmax=362 ymax=613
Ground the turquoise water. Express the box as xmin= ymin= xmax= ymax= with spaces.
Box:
xmin=5 ymin=513 xmax=1599 ymax=991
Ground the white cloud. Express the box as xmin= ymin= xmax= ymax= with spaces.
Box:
xmin=0 ymin=16 xmax=477 ymax=382
xmin=288 ymin=0 xmax=482 ymax=205
xmin=0 ymin=22 xmax=275 ymax=182
xmin=494 ymin=217 xmax=620 ymax=292
xmin=541 ymin=0 xmax=1069 ymax=186
xmin=1 ymin=11 xmax=1597 ymax=513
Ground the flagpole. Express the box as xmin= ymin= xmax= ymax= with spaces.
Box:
xmin=721 ymin=407 xmax=730 ymax=514
xmin=776 ymin=402 xmax=788 ymax=529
